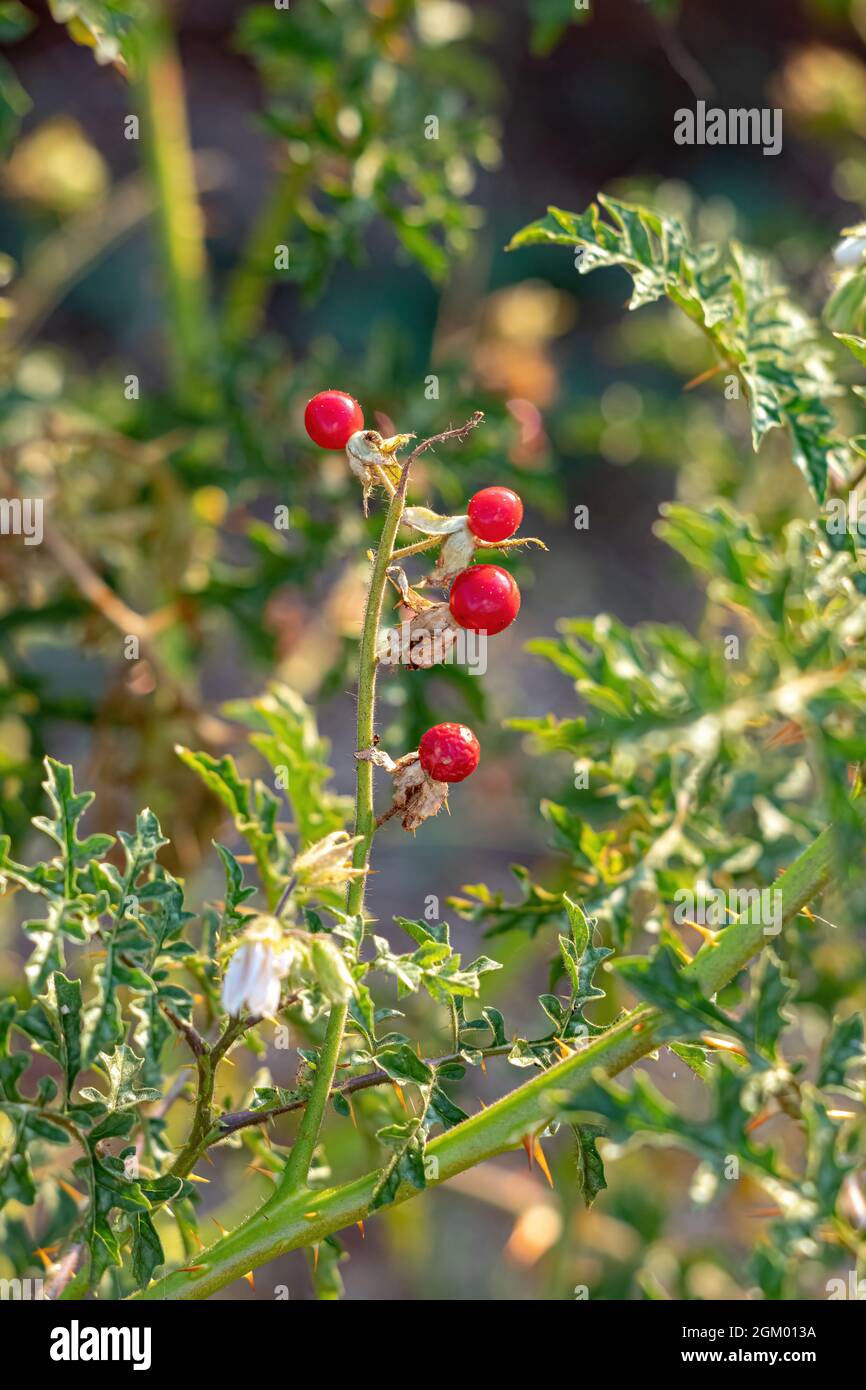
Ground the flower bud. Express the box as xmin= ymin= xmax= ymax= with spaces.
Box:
xmin=311 ymin=937 xmax=357 ymax=1004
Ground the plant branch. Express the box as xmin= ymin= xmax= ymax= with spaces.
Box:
xmin=405 ymin=412 xmax=484 ymax=468
xmin=222 ymin=161 xmax=308 ymax=350
xmin=272 ymin=414 xmax=484 ymax=1197
xmin=168 ymin=1014 xmax=253 ymax=1179
xmin=134 ymin=820 xmax=841 ymax=1299
xmin=134 ymin=1 xmax=212 ymax=403
xmin=210 ymin=1045 xmax=520 ymax=1138
xmin=273 ymin=451 xmax=412 ymax=1194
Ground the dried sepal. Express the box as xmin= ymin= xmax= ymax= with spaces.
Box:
xmin=428 ymin=524 xmax=478 ymax=586
xmin=401 ymin=505 xmax=547 ymax=587
xmin=402 ymin=506 xmax=469 ymax=537
xmin=385 ymin=564 xmax=433 ymax=614
xmin=401 ymin=506 xmax=476 ymax=585
xmin=377 ymin=602 xmax=461 ymax=668
xmin=346 ymin=429 xmax=415 ymax=511
xmin=355 ymin=746 xmax=449 ymax=831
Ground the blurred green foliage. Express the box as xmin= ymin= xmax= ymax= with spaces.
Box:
xmin=1 ymin=0 xmax=866 ymax=1305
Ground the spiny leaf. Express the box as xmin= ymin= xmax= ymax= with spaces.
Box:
xmin=817 ymin=1014 xmax=864 ymax=1090
xmin=573 ymin=1122 xmax=607 ymax=1207
xmin=508 ymin=195 xmax=849 ymax=500
xmin=78 ymin=1045 xmax=161 ymax=1111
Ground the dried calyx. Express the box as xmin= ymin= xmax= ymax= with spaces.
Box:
xmin=357 ymin=724 xmax=480 ymax=832
xmin=346 ymin=429 xmax=415 ymax=511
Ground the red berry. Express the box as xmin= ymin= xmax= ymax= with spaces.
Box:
xmin=418 ymin=723 xmax=480 ymax=783
xmin=304 ymin=390 xmax=364 ymax=450
xmin=449 ymin=564 xmax=521 ymax=635
xmin=467 ymin=486 xmax=524 ymax=543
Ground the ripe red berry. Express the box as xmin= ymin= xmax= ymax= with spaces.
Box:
xmin=466 ymin=486 xmax=524 ymax=544
xmin=449 ymin=564 xmax=521 ymax=635
xmin=418 ymin=723 xmax=480 ymax=783
xmin=304 ymin=390 xmax=364 ymax=450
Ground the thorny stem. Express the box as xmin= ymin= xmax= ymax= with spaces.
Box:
xmin=168 ymin=1014 xmax=253 ymax=1179
xmin=273 ymin=413 xmax=485 ymax=1198
xmin=135 ymin=776 xmax=848 ymax=1299
xmin=204 ymin=1045 xmax=515 ymax=1138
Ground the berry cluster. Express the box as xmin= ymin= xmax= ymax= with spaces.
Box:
xmin=306 ymin=391 xmax=541 ymax=819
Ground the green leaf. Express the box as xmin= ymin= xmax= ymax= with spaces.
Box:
xmin=573 ymin=1123 xmax=607 ymax=1207
xmin=0 ymin=53 xmax=30 ymax=157
xmin=563 ymin=894 xmax=590 ymax=957
xmin=817 ymin=1014 xmax=864 ymax=1089
xmin=47 ymin=0 xmax=147 ymax=68
xmin=175 ymin=745 xmax=287 ymax=906
xmin=562 ymin=1060 xmax=780 ymax=1183
xmin=222 ymin=684 xmax=351 ymax=845
xmin=742 ymin=950 xmax=795 ymax=1061
xmin=53 ymin=972 xmax=83 ymax=1099
xmin=0 ymin=1148 xmax=36 ymax=1207
xmin=801 ymin=1088 xmax=851 ymax=1213
xmin=0 ymin=3 xmax=35 ymax=43
xmin=131 ymin=1210 xmax=163 ymax=1289
xmin=214 ymin=842 xmax=257 ymax=929
xmin=307 ymin=1235 xmax=346 ymax=1301
xmin=79 ymin=1045 xmax=161 ymax=1111
xmin=508 ymin=195 xmax=848 ymax=500
xmin=615 ymin=945 xmax=748 ymax=1047
xmin=13 ymin=972 xmax=83 ymax=1100
xmin=670 ymin=1041 xmax=713 ymax=1081
xmin=33 ymin=759 xmax=115 ymax=889
xmin=375 ymin=1045 xmax=433 ymax=1086
xmin=370 ymin=1118 xmax=428 ymax=1211
xmin=0 ymin=1000 xmax=32 ymax=1101
xmin=428 ymin=1084 xmax=468 ymax=1131
xmin=833 ymin=331 xmax=866 ymax=368
xmin=450 ymin=865 xmax=565 ymax=938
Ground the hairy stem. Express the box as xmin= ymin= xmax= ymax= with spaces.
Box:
xmin=135 ymin=821 xmax=839 ymax=1299
xmin=274 ymin=454 xmax=416 ymax=1195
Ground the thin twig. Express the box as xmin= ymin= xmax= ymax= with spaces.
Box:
xmin=161 ymin=1004 xmax=208 ymax=1058
xmin=405 ymin=411 xmax=484 ymax=469
xmin=0 ymin=454 xmax=233 ymax=746
xmin=215 ymin=1044 xmax=523 ymax=1137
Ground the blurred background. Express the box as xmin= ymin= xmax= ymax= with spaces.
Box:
xmin=2 ymin=0 xmax=866 ymax=1298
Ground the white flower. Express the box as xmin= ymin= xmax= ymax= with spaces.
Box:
xmin=833 ymin=235 xmax=866 ymax=268
xmin=222 ymin=917 xmax=292 ymax=1017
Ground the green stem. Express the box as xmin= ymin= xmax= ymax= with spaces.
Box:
xmin=222 ymin=163 xmax=307 ymax=350
xmin=134 ymin=822 xmax=838 ymax=1299
xmin=274 ymin=459 xmax=415 ymax=1195
xmin=134 ymin=1 xmax=211 ymax=403
xmin=168 ymin=1016 xmax=250 ymax=1180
